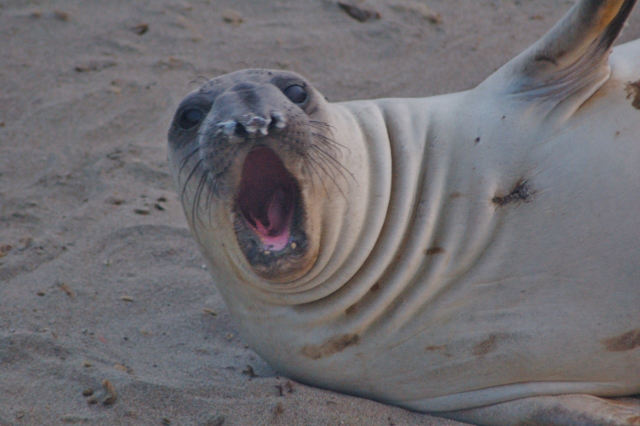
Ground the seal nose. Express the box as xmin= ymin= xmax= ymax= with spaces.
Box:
xmin=241 ymin=113 xmax=273 ymax=136
xmin=216 ymin=112 xmax=286 ymax=140
xmin=209 ymin=84 xmax=288 ymax=141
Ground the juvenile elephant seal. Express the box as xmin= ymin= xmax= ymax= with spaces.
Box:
xmin=168 ymin=0 xmax=640 ymax=424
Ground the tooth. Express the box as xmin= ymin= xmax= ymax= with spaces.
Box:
xmin=244 ymin=114 xmax=270 ymax=136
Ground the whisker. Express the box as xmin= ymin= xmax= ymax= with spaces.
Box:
xmin=189 ymin=75 xmax=210 ymax=88
xmin=302 ymin=155 xmax=330 ymax=197
xmin=181 ymin=157 xmax=205 ymax=203
xmin=308 ymin=143 xmax=355 ymax=184
xmin=193 ymin=167 xmax=214 ymax=229
xmin=178 ymin=146 xmax=202 ymax=175
xmin=311 ymin=131 xmax=350 ymax=154
xmin=306 ymin=151 xmax=348 ymax=201
xmin=300 ymin=157 xmax=317 ymax=194
xmin=308 ymin=120 xmax=335 ymax=131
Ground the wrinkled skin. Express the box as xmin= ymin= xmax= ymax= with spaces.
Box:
xmin=168 ymin=1 xmax=640 ymax=424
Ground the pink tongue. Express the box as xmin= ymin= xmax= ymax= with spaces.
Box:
xmin=250 ymin=188 xmax=291 ymax=251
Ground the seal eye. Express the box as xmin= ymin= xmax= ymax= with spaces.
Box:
xmin=178 ymin=107 xmax=204 ymax=130
xmin=283 ymin=85 xmax=308 ymax=105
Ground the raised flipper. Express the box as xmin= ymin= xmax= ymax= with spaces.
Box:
xmin=441 ymin=394 xmax=640 ymax=426
xmin=483 ymin=0 xmax=638 ymax=120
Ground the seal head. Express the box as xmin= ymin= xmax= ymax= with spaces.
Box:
xmin=168 ymin=70 xmax=343 ymax=283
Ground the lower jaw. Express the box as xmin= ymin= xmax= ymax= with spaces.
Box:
xmin=247 ymin=209 xmax=294 ymax=252
xmin=257 ymin=232 xmax=291 ymax=252
xmin=234 ymin=210 xmax=310 ymax=280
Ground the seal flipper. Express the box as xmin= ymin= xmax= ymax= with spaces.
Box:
xmin=441 ymin=394 xmax=640 ymax=426
xmin=484 ymin=0 xmax=638 ymax=119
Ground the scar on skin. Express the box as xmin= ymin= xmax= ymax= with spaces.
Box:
xmin=472 ymin=333 xmax=509 ymax=356
xmin=301 ymin=334 xmax=360 ymax=360
xmin=534 ymin=53 xmax=559 ymax=65
xmin=426 ymin=247 xmax=445 ymax=256
xmin=426 ymin=345 xmax=446 ymax=352
xmin=602 ymin=329 xmax=640 ymax=352
xmin=492 ymin=180 xmax=535 ymax=206
xmin=345 ymin=304 xmax=357 ymax=316
xmin=625 ymin=80 xmax=640 ymax=110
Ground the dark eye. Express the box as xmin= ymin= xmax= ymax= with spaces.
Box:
xmin=178 ymin=107 xmax=204 ymax=130
xmin=283 ymin=85 xmax=308 ymax=105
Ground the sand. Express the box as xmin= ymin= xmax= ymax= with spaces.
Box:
xmin=1 ymin=1 xmax=639 ymax=425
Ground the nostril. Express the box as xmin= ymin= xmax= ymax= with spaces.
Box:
xmin=271 ymin=112 xmax=287 ymax=131
xmin=235 ymin=122 xmax=248 ymax=137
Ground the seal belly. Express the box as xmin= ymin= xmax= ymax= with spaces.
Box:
xmin=365 ymin=76 xmax=640 ymax=411
xmin=237 ymin=82 xmax=640 ymax=412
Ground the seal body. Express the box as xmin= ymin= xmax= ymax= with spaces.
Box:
xmin=168 ymin=1 xmax=640 ymax=424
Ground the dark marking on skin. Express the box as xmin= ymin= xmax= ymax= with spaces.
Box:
xmin=474 ymin=137 xmax=481 ymax=144
xmin=492 ymin=180 xmax=535 ymax=206
xmin=534 ymin=53 xmax=558 ymax=65
xmin=615 ymin=130 xmax=621 ymax=137
xmin=602 ymin=329 xmax=640 ymax=352
xmin=449 ymin=192 xmax=464 ymax=199
xmin=300 ymin=334 xmax=360 ymax=360
xmin=345 ymin=304 xmax=357 ymax=316
xmin=426 ymin=345 xmax=446 ymax=351
xmin=625 ymin=80 xmax=640 ymax=110
xmin=472 ymin=333 xmax=508 ymax=356
xmin=425 ymin=345 xmax=453 ymax=358
xmin=337 ymin=2 xmax=381 ymax=22
xmin=426 ymin=247 xmax=445 ymax=256
xmin=454 ymin=399 xmax=616 ymax=426
xmin=512 ymin=404 xmax=615 ymax=426
xmin=370 ymin=283 xmax=380 ymax=292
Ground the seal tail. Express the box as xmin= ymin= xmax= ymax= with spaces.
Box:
xmin=484 ymin=0 xmax=637 ymax=113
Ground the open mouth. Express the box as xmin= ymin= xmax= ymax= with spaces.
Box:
xmin=236 ymin=147 xmax=298 ymax=252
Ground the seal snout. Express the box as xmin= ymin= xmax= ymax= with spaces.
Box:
xmin=211 ymin=83 xmax=289 ymax=141
xmin=214 ymin=112 xmax=287 ymax=140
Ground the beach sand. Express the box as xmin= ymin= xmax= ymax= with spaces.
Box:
xmin=2 ymin=1 xmax=639 ymax=425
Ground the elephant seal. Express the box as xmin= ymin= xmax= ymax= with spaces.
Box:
xmin=168 ymin=0 xmax=640 ymax=424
